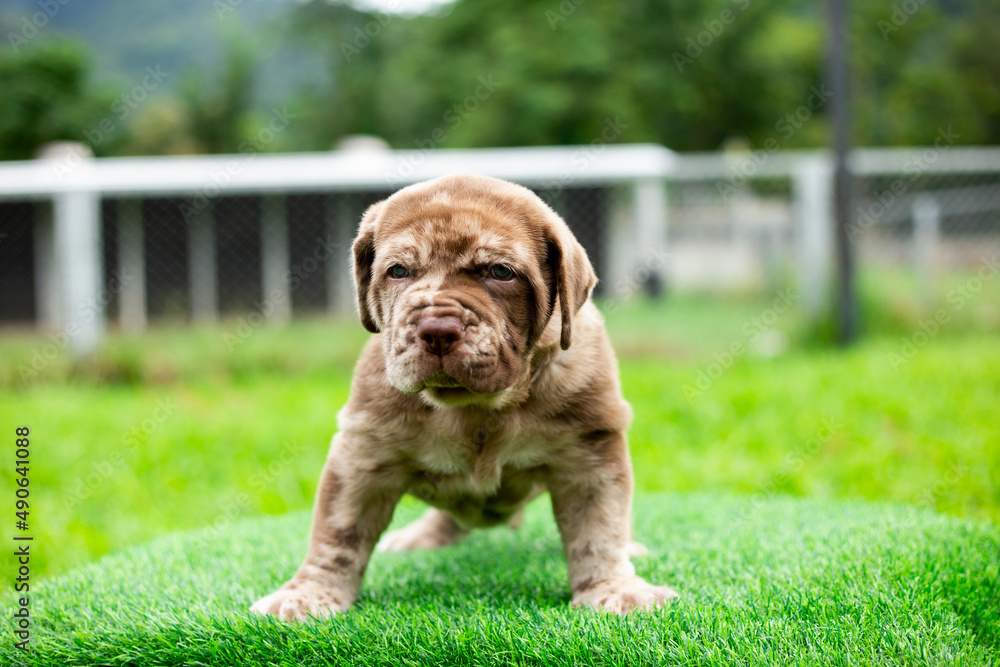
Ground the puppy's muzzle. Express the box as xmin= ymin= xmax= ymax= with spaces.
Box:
xmin=416 ymin=315 xmax=465 ymax=357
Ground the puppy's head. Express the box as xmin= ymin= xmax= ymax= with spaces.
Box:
xmin=352 ymin=174 xmax=596 ymax=407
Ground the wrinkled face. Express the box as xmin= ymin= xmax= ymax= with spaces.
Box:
xmin=376 ymin=216 xmax=542 ymax=404
xmin=355 ymin=181 xmax=561 ymax=407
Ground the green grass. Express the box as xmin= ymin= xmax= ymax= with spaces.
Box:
xmin=2 ymin=494 xmax=998 ymax=666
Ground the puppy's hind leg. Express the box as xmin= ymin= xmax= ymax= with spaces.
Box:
xmin=377 ymin=508 xmax=468 ymax=552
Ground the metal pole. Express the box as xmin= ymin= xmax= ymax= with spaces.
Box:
xmin=118 ymin=199 xmax=147 ymax=333
xmin=828 ymin=0 xmax=856 ymax=344
xmin=913 ymin=195 xmax=940 ymax=314
xmin=189 ymin=202 xmax=218 ymax=323
xmin=33 ymin=200 xmax=58 ymax=331
xmin=260 ymin=195 xmax=292 ymax=323
xmin=54 ymin=188 xmax=103 ymax=355
xmin=633 ymin=177 xmax=668 ymax=297
xmin=327 ymin=194 xmax=358 ymax=315
xmin=793 ymin=156 xmax=834 ymax=318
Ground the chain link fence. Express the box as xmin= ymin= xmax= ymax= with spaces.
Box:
xmin=0 ymin=201 xmax=36 ymax=324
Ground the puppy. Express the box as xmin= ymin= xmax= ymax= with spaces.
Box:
xmin=251 ymin=174 xmax=677 ymax=620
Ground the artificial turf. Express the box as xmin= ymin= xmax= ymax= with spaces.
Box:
xmin=3 ymin=493 xmax=998 ymax=666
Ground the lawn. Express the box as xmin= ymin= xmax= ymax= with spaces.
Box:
xmin=0 ymin=294 xmax=998 ymax=663
xmin=1 ymin=495 xmax=998 ymax=665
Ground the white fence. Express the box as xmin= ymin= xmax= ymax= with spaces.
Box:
xmin=0 ymin=142 xmax=998 ymax=354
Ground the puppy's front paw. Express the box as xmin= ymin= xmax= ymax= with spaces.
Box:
xmin=572 ymin=576 xmax=678 ymax=613
xmin=250 ymin=582 xmax=350 ymax=622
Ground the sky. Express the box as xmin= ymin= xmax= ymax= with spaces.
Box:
xmin=347 ymin=0 xmax=455 ymax=14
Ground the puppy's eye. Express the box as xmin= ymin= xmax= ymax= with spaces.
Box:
xmin=389 ymin=265 xmax=409 ymax=279
xmin=489 ymin=265 xmax=514 ymax=280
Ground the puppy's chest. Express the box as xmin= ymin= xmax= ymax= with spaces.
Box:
xmin=406 ymin=414 xmax=565 ymax=491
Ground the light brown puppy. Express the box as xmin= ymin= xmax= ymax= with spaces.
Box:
xmin=251 ymin=174 xmax=677 ymax=620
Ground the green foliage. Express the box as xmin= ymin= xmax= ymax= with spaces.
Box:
xmin=287 ymin=0 xmax=827 ymax=152
xmin=284 ymin=0 xmax=1000 ymax=152
xmin=179 ymin=27 xmax=257 ymax=154
xmin=0 ymin=40 xmax=114 ymax=160
xmin=3 ymin=0 xmax=999 ymax=156
xmin=949 ymin=3 xmax=1000 ymax=145
xmin=849 ymin=0 xmax=1000 ymax=146
xmin=1 ymin=495 xmax=997 ymax=664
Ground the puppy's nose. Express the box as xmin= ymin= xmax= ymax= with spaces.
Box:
xmin=416 ymin=317 xmax=465 ymax=356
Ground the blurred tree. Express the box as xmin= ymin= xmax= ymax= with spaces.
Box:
xmin=179 ymin=28 xmax=256 ymax=153
xmin=116 ymin=98 xmax=200 ymax=156
xmin=614 ymin=0 xmax=823 ymax=150
xmin=282 ymin=0 xmax=827 ymax=152
xmin=0 ymin=41 xmax=115 ymax=160
xmin=850 ymin=0 xmax=998 ymax=146
xmin=3 ymin=0 xmax=997 ymax=158
xmin=948 ymin=3 xmax=1000 ymax=145
xmin=277 ymin=0 xmax=393 ymax=151
xmin=282 ymin=0 xmax=997 ymax=153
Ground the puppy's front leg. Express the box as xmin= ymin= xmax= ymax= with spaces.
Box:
xmin=251 ymin=433 xmax=406 ymax=621
xmin=548 ymin=431 xmax=678 ymax=613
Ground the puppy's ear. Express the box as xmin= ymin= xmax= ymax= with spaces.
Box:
xmin=352 ymin=201 xmax=385 ymax=333
xmin=544 ymin=214 xmax=597 ymax=350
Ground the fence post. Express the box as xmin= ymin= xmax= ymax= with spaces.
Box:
xmin=260 ymin=195 xmax=291 ymax=323
xmin=912 ymin=194 xmax=940 ymax=312
xmin=792 ymin=156 xmax=835 ymax=318
xmin=189 ymin=202 xmax=218 ymax=323
xmin=117 ymin=199 xmax=147 ymax=333
xmin=633 ymin=176 xmax=668 ymax=295
xmin=33 ymin=200 xmax=58 ymax=331
xmin=604 ymin=178 xmax=668 ymax=305
xmin=53 ymin=170 xmax=104 ymax=356
xmin=327 ymin=194 xmax=359 ymax=315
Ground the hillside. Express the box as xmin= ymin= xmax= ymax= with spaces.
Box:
xmin=0 ymin=0 xmax=327 ymax=108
